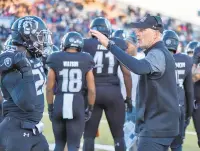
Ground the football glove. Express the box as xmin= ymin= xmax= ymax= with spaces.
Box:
xmin=85 ymin=105 xmax=93 ymax=122
xmin=48 ymin=104 xmax=54 ymax=122
xmin=125 ymin=97 xmax=133 ymax=113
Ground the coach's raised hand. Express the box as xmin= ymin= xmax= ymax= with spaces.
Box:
xmin=90 ymin=29 xmax=109 ymax=48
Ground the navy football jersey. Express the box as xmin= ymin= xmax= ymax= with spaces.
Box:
xmin=174 ymin=53 xmax=193 ymax=106
xmin=83 ymin=37 xmax=127 ymax=85
xmin=2 ymin=57 xmax=46 ymax=123
xmin=46 ymin=51 xmax=94 ymax=94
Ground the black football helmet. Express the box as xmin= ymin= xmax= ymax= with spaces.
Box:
xmin=112 ymin=29 xmax=126 ymax=39
xmin=162 ymin=30 xmax=179 ymax=52
xmin=90 ymin=17 xmax=112 ymax=38
xmin=61 ymin=31 xmax=83 ymax=51
xmin=185 ymin=41 xmax=199 ymax=55
xmin=11 ymin=16 xmax=51 ymax=57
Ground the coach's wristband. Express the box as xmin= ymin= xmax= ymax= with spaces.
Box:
xmin=106 ymin=40 xmax=116 ymax=50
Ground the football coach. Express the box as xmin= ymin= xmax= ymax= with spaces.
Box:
xmin=90 ymin=14 xmax=180 ymax=151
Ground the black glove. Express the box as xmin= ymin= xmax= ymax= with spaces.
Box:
xmin=48 ymin=104 xmax=54 ymax=122
xmin=124 ymin=97 xmax=132 ymax=113
xmin=85 ymin=105 xmax=93 ymax=122
xmin=194 ymin=100 xmax=200 ymax=110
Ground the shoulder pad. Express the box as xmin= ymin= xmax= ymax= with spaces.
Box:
xmin=46 ymin=53 xmax=57 ymax=69
xmin=82 ymin=51 xmax=90 ymax=56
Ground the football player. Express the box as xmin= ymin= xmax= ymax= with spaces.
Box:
xmin=185 ymin=41 xmax=199 ymax=57
xmin=83 ymin=17 xmax=132 ymax=151
xmin=163 ymin=30 xmax=194 ymax=151
xmin=112 ymin=29 xmax=127 ymax=39
xmin=46 ymin=31 xmax=95 ymax=151
xmin=0 ymin=16 xmax=50 ymax=151
xmin=191 ymin=43 xmax=200 ymax=148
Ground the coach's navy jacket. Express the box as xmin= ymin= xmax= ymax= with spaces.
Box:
xmin=109 ymin=41 xmax=180 ymax=137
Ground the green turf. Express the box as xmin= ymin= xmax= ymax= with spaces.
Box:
xmin=183 ymin=133 xmax=199 ymax=151
xmin=95 ymin=120 xmax=113 ymax=145
xmin=42 ymin=116 xmax=55 ymax=143
xmin=42 ymin=113 xmax=199 ymax=151
xmin=186 ymin=120 xmax=195 ymax=132
xmin=44 ymin=101 xmax=199 ymax=150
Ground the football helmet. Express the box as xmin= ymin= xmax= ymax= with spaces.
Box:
xmin=90 ymin=17 xmax=112 ymax=38
xmin=162 ymin=30 xmax=179 ymax=52
xmin=11 ymin=16 xmax=52 ymax=57
xmin=112 ymin=29 xmax=126 ymax=39
xmin=185 ymin=41 xmax=199 ymax=55
xmin=61 ymin=31 xmax=83 ymax=52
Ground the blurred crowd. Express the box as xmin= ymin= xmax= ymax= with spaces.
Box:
xmin=0 ymin=0 xmax=199 ymax=52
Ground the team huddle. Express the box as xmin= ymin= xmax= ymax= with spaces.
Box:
xmin=0 ymin=14 xmax=200 ymax=151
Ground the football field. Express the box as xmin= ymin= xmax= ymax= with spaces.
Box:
xmin=42 ymin=106 xmax=199 ymax=151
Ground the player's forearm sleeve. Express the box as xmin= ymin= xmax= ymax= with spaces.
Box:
xmin=184 ymin=71 xmax=194 ymax=118
xmin=110 ymin=45 xmax=151 ymax=75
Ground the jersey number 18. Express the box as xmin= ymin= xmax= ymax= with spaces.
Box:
xmin=59 ymin=68 xmax=82 ymax=92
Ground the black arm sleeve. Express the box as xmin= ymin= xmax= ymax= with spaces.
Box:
xmin=110 ymin=44 xmax=151 ymax=75
xmin=184 ymin=70 xmax=194 ymax=119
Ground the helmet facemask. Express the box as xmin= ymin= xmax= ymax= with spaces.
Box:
xmin=28 ymin=29 xmax=52 ymax=57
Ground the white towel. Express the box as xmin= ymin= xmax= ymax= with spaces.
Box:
xmin=62 ymin=93 xmax=74 ymax=119
xmin=35 ymin=121 xmax=44 ymax=133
